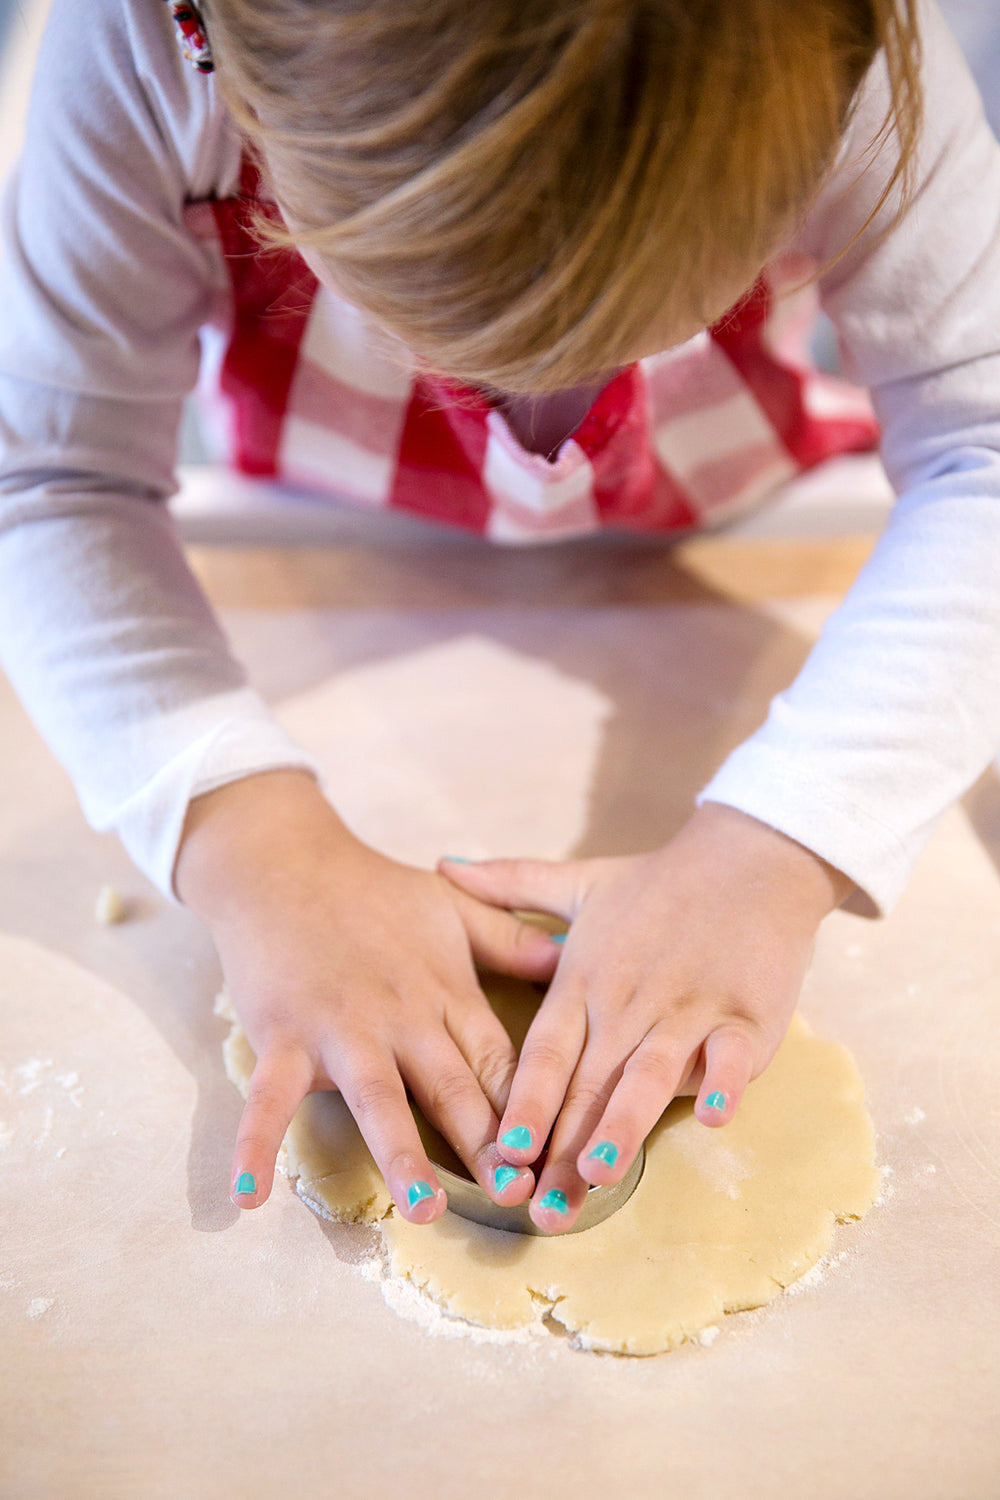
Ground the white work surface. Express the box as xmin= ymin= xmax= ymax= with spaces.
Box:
xmin=1 ymin=512 xmax=998 ymax=1500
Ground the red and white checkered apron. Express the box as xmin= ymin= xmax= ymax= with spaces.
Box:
xmin=185 ymin=169 xmax=878 ymax=544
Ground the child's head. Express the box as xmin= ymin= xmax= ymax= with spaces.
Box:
xmin=209 ymin=0 xmax=922 ymax=395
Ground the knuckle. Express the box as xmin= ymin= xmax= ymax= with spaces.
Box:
xmin=424 ymin=1069 xmax=478 ymax=1120
xmin=520 ymin=1037 xmax=574 ymax=1077
xmin=468 ymin=1041 xmax=517 ymax=1097
xmin=244 ymin=1083 xmax=277 ymax=1118
xmin=350 ymin=1073 xmax=402 ymax=1121
xmin=480 ymin=1060 xmax=518 ymax=1110
xmin=234 ymin=1128 xmax=274 ymax=1157
xmin=567 ymin=1077 xmax=615 ymax=1116
xmin=716 ymin=1007 xmax=771 ymax=1051
xmin=623 ymin=1047 xmax=679 ymax=1091
xmin=246 ymin=1076 xmax=290 ymax=1113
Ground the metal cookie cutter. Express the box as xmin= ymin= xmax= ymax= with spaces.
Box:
xmin=434 ymin=1144 xmax=645 ymax=1236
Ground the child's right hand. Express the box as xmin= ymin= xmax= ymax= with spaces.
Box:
xmin=174 ymin=770 xmax=562 ymax=1222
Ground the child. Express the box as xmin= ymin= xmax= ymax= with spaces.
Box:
xmin=1 ymin=0 xmax=998 ymax=1235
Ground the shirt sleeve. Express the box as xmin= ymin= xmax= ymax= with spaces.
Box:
xmin=699 ymin=0 xmax=1000 ymax=914
xmin=0 ymin=0 xmax=318 ymax=898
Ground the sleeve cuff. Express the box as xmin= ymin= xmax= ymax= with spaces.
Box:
xmin=76 ymin=688 xmax=321 ymax=900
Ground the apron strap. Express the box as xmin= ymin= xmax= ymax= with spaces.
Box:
xmin=164 ymin=1 xmax=214 ymax=73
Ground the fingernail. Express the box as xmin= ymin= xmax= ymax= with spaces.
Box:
xmin=587 ymin=1140 xmax=619 ymax=1168
xmin=235 ymin=1171 xmax=256 ymax=1197
xmin=442 ymin=856 xmax=471 ymax=864
xmin=539 ymin=1189 xmax=568 ymax=1215
xmin=705 ymin=1091 xmax=727 ymax=1111
xmin=550 ymin=932 xmax=567 ymax=945
xmin=494 ymin=1164 xmax=520 ymax=1194
xmin=501 ymin=1125 xmax=533 ymax=1150
xmin=407 ymin=1180 xmax=435 ymax=1209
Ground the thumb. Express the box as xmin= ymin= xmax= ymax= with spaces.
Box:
xmin=453 ymin=890 xmax=564 ymax=982
xmin=439 ymin=855 xmax=590 ymax=924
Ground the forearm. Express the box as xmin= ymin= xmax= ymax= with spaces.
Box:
xmin=700 ymin=473 xmax=1000 ymax=915
xmin=720 ymin=1 xmax=1000 ymax=914
xmin=0 ymin=482 xmax=317 ymax=895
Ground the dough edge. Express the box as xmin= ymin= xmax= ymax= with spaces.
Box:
xmin=216 ymin=991 xmax=880 ymax=1356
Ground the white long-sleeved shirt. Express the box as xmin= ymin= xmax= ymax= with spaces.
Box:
xmin=0 ymin=0 xmax=998 ymax=911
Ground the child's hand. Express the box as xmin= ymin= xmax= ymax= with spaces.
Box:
xmin=175 ymin=771 xmax=561 ymax=1222
xmin=439 ymin=804 xmax=853 ymax=1233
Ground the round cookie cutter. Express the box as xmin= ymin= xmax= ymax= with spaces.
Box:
xmin=435 ymin=1144 xmax=645 ymax=1235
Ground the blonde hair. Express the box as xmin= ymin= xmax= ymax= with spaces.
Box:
xmin=208 ymin=0 xmax=923 ymax=395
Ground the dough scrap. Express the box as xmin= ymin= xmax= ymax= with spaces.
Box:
xmin=218 ymin=980 xmax=879 ymax=1355
xmin=94 ymin=885 xmax=128 ymax=926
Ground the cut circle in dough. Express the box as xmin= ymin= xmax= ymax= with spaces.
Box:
xmin=218 ymin=977 xmax=879 ymax=1355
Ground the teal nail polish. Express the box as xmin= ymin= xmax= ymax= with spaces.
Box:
xmin=587 ymin=1140 xmax=619 ymax=1168
xmin=235 ymin=1172 xmax=256 ymax=1197
xmin=539 ymin=1189 xmax=568 ymax=1215
xmin=494 ymin=1164 xmax=520 ymax=1194
xmin=705 ymin=1091 xmax=727 ymax=1112
xmin=442 ymin=856 xmax=471 ymax=864
xmin=407 ymin=1180 xmax=435 ymax=1209
xmin=550 ymin=932 xmax=567 ymax=945
xmin=501 ymin=1125 xmax=532 ymax=1150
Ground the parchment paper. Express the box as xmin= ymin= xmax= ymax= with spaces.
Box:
xmin=1 ymin=537 xmax=998 ymax=1500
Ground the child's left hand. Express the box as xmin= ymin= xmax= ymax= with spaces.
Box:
xmin=439 ymin=803 xmax=853 ymax=1233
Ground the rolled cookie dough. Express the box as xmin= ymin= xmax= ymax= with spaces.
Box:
xmin=218 ymin=977 xmax=879 ymax=1355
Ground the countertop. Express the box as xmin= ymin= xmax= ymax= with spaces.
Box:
xmin=2 ymin=504 xmax=998 ymax=1499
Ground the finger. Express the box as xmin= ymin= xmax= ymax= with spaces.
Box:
xmin=527 ymin=1047 xmax=626 ymax=1233
xmin=403 ymin=1032 xmax=534 ymax=1206
xmin=231 ymin=1046 xmax=315 ymax=1209
xmin=575 ymin=1026 xmax=693 ymax=1189
xmin=452 ymin=886 xmax=563 ymax=983
xmin=494 ymin=986 xmax=588 ymax=1168
xmin=333 ymin=1047 xmax=448 ymax=1224
xmin=444 ymin=990 xmax=520 ymax=1120
xmin=438 ymin=855 xmax=597 ymax=924
xmin=693 ymin=1025 xmax=757 ymax=1127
